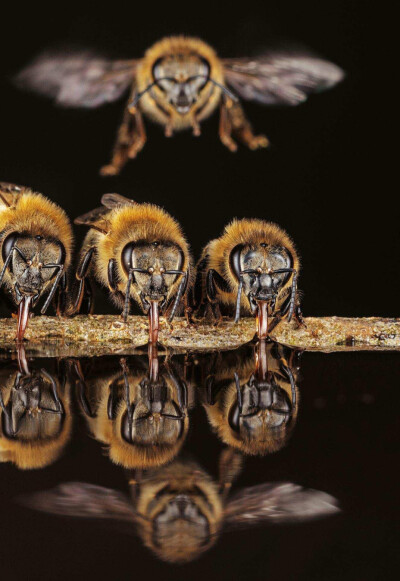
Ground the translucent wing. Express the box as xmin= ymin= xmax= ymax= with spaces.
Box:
xmin=0 ymin=182 xmax=25 ymax=208
xmin=223 ymin=52 xmax=344 ymax=106
xmin=101 ymin=193 xmax=136 ymax=209
xmin=74 ymin=206 xmax=111 ymax=233
xmin=224 ymin=482 xmax=340 ymax=528
xmin=15 ymin=50 xmax=137 ymax=108
xmin=21 ymin=482 xmax=136 ymax=522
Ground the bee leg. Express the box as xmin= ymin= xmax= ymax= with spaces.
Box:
xmin=228 ymin=100 xmax=269 ymax=150
xmin=206 ymin=269 xmax=226 ymax=325
xmin=219 ymin=98 xmax=238 ymax=152
xmin=165 ymin=117 xmax=174 ymax=138
xmin=56 ymin=272 xmax=68 ymax=316
xmin=191 ymin=115 xmax=201 ymax=137
xmin=127 ymin=108 xmax=147 ymax=159
xmin=71 ymin=247 xmax=96 ymax=315
xmin=295 ymin=304 xmax=307 ymax=328
xmin=218 ymin=448 xmax=243 ymax=497
xmin=100 ymin=108 xmax=134 ymax=176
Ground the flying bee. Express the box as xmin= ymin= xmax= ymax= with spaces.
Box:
xmin=0 ymin=346 xmax=72 ymax=469
xmin=69 ymin=347 xmax=194 ymax=469
xmin=72 ymin=193 xmax=193 ymax=344
xmin=16 ymin=36 xmax=344 ymax=175
xmin=23 ymin=448 xmax=339 ymax=563
xmin=0 ymin=183 xmax=73 ymax=341
xmin=195 ymin=218 xmax=303 ymax=339
xmin=199 ymin=341 xmax=301 ymax=456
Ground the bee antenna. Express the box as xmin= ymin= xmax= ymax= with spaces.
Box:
xmin=207 ymin=77 xmax=238 ymax=102
xmin=129 ymin=77 xmax=176 ymax=109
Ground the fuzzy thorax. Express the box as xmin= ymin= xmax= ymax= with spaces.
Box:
xmin=95 ymin=203 xmax=191 ymax=304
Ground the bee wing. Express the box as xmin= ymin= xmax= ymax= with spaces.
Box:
xmin=101 ymin=193 xmax=136 ymax=209
xmin=74 ymin=205 xmax=111 ymax=234
xmin=224 ymin=482 xmax=340 ymax=529
xmin=223 ymin=53 xmax=344 ymax=106
xmin=20 ymin=482 xmax=136 ymax=523
xmin=15 ymin=50 xmax=137 ymax=108
xmin=0 ymin=182 xmax=26 ymax=208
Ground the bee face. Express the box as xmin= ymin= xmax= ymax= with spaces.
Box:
xmin=3 ymin=233 xmax=65 ymax=299
xmin=231 ymin=244 xmax=292 ymax=313
xmin=152 ymin=55 xmax=210 ymax=115
xmin=229 ymin=374 xmax=293 ymax=439
xmin=121 ymin=240 xmax=184 ymax=306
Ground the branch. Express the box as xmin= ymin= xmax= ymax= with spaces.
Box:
xmin=0 ymin=315 xmax=398 ymax=357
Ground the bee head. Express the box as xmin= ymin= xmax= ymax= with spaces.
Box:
xmin=230 ymin=243 xmax=293 ymax=313
xmin=152 ymin=55 xmax=211 ymax=114
xmin=121 ymin=240 xmax=185 ymax=310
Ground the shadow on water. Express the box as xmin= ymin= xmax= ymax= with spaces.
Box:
xmin=0 ymin=342 xmax=398 ymax=579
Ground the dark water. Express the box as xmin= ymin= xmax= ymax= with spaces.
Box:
xmin=0 ymin=344 xmax=398 ymax=580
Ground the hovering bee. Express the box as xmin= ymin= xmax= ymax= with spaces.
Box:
xmin=195 ymin=218 xmax=303 ymax=339
xmin=16 ymin=36 xmax=344 ymax=175
xmin=199 ymin=341 xmax=301 ymax=456
xmin=23 ymin=447 xmax=339 ymax=563
xmin=0 ymin=346 xmax=72 ymax=469
xmin=72 ymin=193 xmax=193 ymax=344
xmin=69 ymin=347 xmax=194 ymax=469
xmin=0 ymin=183 xmax=73 ymax=341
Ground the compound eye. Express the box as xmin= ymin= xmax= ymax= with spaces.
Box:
xmin=228 ymin=404 xmax=241 ymax=433
xmin=2 ymin=232 xmax=18 ymax=264
xmin=121 ymin=242 xmax=135 ymax=275
xmin=229 ymin=244 xmax=244 ymax=281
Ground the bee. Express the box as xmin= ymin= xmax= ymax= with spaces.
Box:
xmin=16 ymin=36 xmax=344 ymax=175
xmin=72 ymin=193 xmax=193 ymax=344
xmin=69 ymin=346 xmax=194 ymax=469
xmin=0 ymin=346 xmax=72 ymax=469
xmin=0 ymin=183 xmax=73 ymax=341
xmin=23 ymin=448 xmax=339 ymax=563
xmin=195 ymin=218 xmax=303 ymax=339
xmin=199 ymin=341 xmax=301 ymax=456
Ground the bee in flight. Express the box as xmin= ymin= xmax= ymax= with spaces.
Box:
xmin=16 ymin=36 xmax=344 ymax=175
xmin=195 ymin=218 xmax=303 ymax=339
xmin=71 ymin=193 xmax=193 ymax=344
xmin=0 ymin=183 xmax=73 ymax=341
xmin=22 ymin=447 xmax=339 ymax=563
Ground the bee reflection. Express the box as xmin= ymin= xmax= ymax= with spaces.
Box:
xmin=70 ymin=346 xmax=194 ymax=469
xmin=0 ymin=347 xmax=71 ymax=469
xmin=199 ymin=341 xmax=301 ymax=455
xmin=23 ymin=447 xmax=339 ymax=563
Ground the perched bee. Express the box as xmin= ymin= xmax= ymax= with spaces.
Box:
xmin=72 ymin=193 xmax=193 ymax=344
xmin=0 ymin=346 xmax=72 ymax=469
xmin=0 ymin=183 xmax=73 ymax=341
xmin=200 ymin=341 xmax=301 ymax=456
xmin=23 ymin=448 xmax=339 ymax=563
xmin=70 ymin=347 xmax=194 ymax=469
xmin=16 ymin=36 xmax=344 ymax=175
xmin=196 ymin=218 xmax=303 ymax=339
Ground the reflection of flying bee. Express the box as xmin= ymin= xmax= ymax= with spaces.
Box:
xmin=196 ymin=218 xmax=304 ymax=339
xmin=0 ymin=346 xmax=72 ymax=469
xmin=70 ymin=347 xmax=194 ymax=469
xmin=24 ymin=448 xmax=339 ymax=563
xmin=16 ymin=36 xmax=344 ymax=174
xmin=199 ymin=341 xmax=301 ymax=455
xmin=72 ymin=193 xmax=193 ymax=344
xmin=0 ymin=183 xmax=73 ymax=341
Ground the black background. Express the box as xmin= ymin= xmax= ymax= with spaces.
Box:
xmin=0 ymin=0 xmax=397 ymax=317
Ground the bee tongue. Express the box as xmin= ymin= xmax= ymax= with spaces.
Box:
xmin=148 ymin=300 xmax=160 ymax=344
xmin=256 ymin=300 xmax=269 ymax=340
xmin=16 ymin=295 xmax=33 ymax=342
